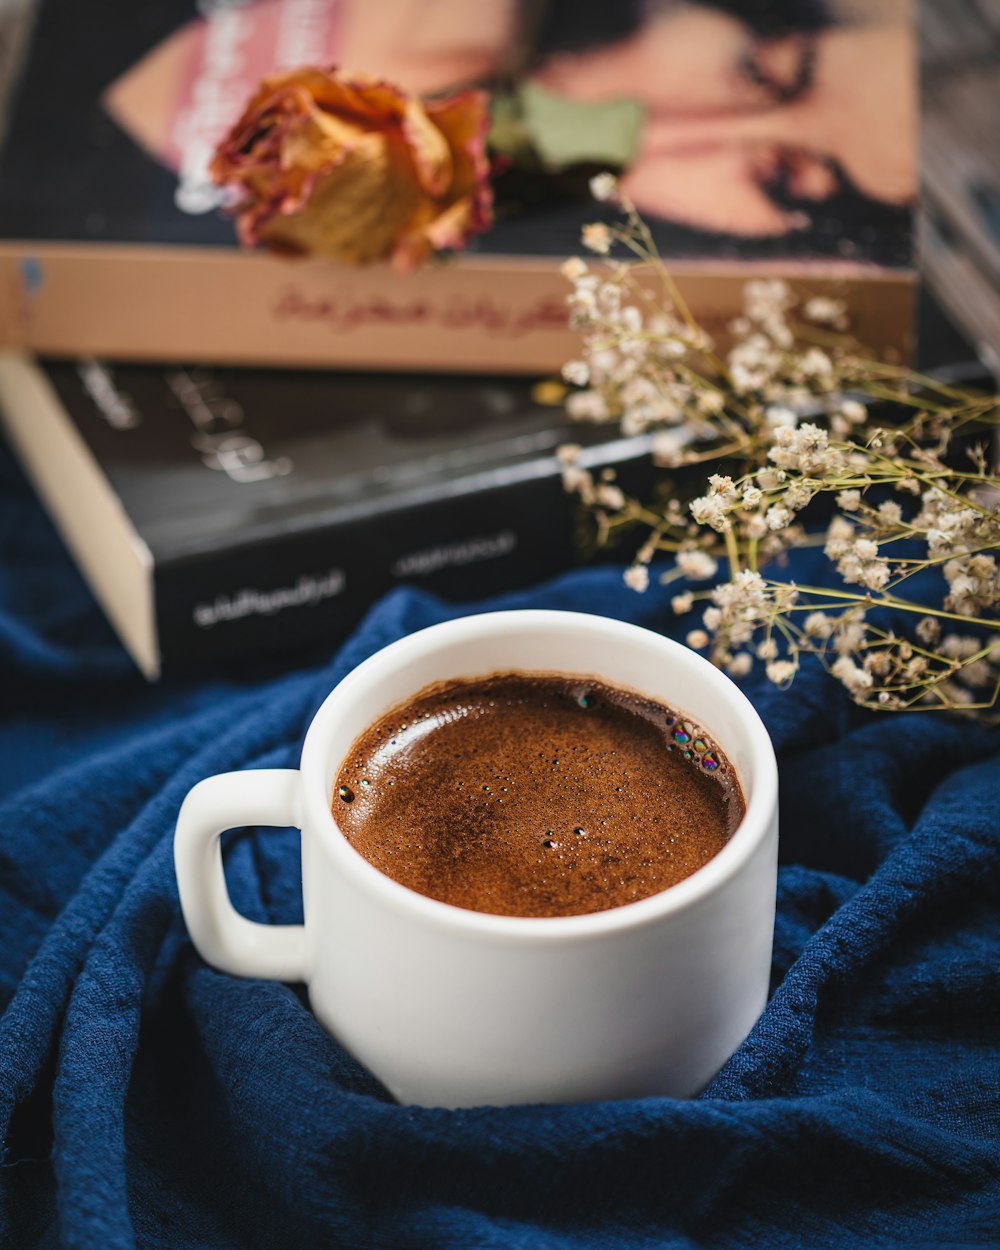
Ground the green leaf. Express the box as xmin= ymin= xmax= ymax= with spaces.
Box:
xmin=517 ymin=80 xmax=645 ymax=171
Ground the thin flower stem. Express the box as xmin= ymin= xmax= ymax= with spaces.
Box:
xmin=764 ymin=582 xmax=1000 ymax=629
xmin=853 ymin=360 xmax=997 ymax=405
xmin=723 ymin=526 xmax=741 ymax=575
xmin=617 ymin=224 xmax=732 ymax=378
xmin=859 ymin=449 xmax=997 ymax=519
xmin=859 ymin=383 xmax=959 ymax=415
xmin=564 ymin=205 xmax=1000 ymax=716
xmin=672 ymin=439 xmax=751 ymax=466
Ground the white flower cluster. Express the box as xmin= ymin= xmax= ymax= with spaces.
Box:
xmin=829 ymin=398 xmax=867 ymax=439
xmin=728 ymin=333 xmax=785 ymax=394
xmin=559 ymin=199 xmax=1000 ymax=715
xmin=623 ymin=564 xmax=649 ymax=592
xmin=556 ymin=443 xmax=595 ymax=505
xmin=824 ymin=517 xmax=892 ymax=591
xmin=687 ymin=464 xmax=817 ymax=554
xmin=740 ymin=278 xmax=795 ymax=348
xmin=939 ymin=634 xmax=998 ymax=692
xmin=946 ymin=554 xmax=1000 ymax=616
xmin=562 ymin=233 xmax=877 ymax=479
xmin=830 ymin=654 xmax=874 ymax=695
xmin=676 ymin=549 xmax=718 ymax=581
xmin=581 ymin=223 xmax=612 ymax=255
xmin=724 ymin=280 xmax=842 ymax=406
xmin=803 ymin=296 xmax=848 ymax=329
xmin=914 ymin=486 xmax=1000 ymax=616
xmin=560 ymin=254 xmax=708 ymax=435
xmin=702 ymin=569 xmax=774 ymax=647
xmin=689 ymin=475 xmax=738 ymax=532
xmin=589 ymin=172 xmax=619 ymax=203
xmin=768 ymin=423 xmax=843 ymax=476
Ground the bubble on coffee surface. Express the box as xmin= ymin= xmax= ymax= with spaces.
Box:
xmin=338 ymin=784 xmax=354 ymax=803
xmin=332 ymin=673 xmax=743 ymax=918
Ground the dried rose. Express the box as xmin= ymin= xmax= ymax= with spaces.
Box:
xmin=211 ymin=67 xmax=492 ymax=270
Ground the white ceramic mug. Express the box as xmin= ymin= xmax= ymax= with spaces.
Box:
xmin=174 ymin=610 xmax=778 ymax=1107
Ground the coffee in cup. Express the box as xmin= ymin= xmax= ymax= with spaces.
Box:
xmin=334 ymin=672 xmax=745 ymax=918
xmin=175 ymin=610 xmax=778 ymax=1106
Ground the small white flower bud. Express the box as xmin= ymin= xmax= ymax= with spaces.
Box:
xmin=589 ymin=172 xmax=619 ymax=202
xmin=623 ymin=564 xmax=650 ymax=592
xmin=671 ymin=592 xmax=694 ymax=615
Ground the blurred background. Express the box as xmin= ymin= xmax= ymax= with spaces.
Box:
xmin=0 ymin=0 xmax=997 ymax=680
xmin=3 ymin=0 xmax=993 ymax=352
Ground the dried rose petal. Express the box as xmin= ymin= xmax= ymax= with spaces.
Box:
xmin=211 ymin=67 xmax=493 ymax=269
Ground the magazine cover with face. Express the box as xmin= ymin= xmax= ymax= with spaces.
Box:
xmin=0 ymin=0 xmax=916 ymax=369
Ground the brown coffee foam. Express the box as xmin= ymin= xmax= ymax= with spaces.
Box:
xmin=333 ymin=673 xmax=744 ymax=918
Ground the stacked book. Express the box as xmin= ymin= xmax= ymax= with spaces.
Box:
xmin=0 ymin=0 xmax=919 ymax=677
xmin=0 ymin=357 xmax=655 ymax=677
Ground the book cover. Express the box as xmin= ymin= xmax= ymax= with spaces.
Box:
xmin=0 ymin=354 xmax=656 ymax=678
xmin=0 ymin=0 xmax=917 ymax=371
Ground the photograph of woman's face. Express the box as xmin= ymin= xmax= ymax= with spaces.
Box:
xmin=105 ymin=0 xmax=914 ymax=258
xmin=535 ymin=0 xmax=915 ymax=237
xmin=338 ymin=0 xmax=915 ymax=244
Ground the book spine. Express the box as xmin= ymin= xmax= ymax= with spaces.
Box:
xmin=0 ymin=243 xmax=917 ymax=373
xmin=152 ymin=466 xmax=638 ymax=677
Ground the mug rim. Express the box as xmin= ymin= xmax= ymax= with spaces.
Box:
xmin=300 ymin=609 xmax=778 ymax=939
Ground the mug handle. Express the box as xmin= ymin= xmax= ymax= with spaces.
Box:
xmin=174 ymin=769 xmax=308 ymax=982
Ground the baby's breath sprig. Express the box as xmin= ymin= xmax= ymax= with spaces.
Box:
xmin=560 ymin=174 xmax=1000 ymax=714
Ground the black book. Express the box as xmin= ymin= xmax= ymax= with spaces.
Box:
xmin=0 ymin=355 xmax=653 ymax=677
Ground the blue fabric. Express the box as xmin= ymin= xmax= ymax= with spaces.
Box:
xmin=1 ymin=435 xmax=999 ymax=1250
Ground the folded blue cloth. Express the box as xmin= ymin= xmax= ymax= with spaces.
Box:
xmin=1 ymin=440 xmax=998 ymax=1249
